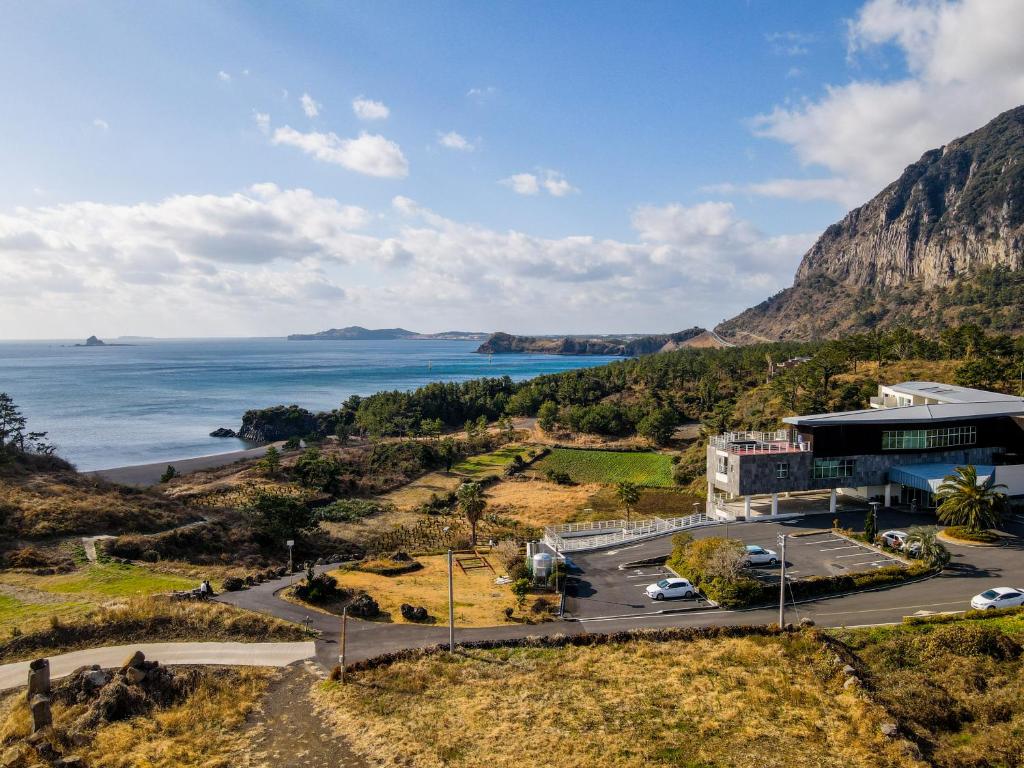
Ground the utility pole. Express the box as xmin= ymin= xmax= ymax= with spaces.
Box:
xmin=339 ymin=606 xmax=348 ymax=684
xmin=286 ymin=539 xmax=294 ymax=574
xmin=447 ymin=547 xmax=455 ymax=652
xmin=777 ymin=533 xmax=787 ymax=628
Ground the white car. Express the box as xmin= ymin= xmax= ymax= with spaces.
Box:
xmin=971 ymin=587 xmax=1024 ymax=611
xmin=742 ymin=544 xmax=779 ymax=566
xmin=880 ymin=530 xmax=909 ymax=550
xmin=646 ymin=577 xmax=695 ymax=600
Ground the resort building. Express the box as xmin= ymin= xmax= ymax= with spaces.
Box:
xmin=707 ymin=382 xmax=1024 ymax=519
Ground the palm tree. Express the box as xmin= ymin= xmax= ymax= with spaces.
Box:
xmin=457 ymin=481 xmax=486 ymax=546
xmin=616 ymin=481 xmax=640 ymax=524
xmin=905 ymin=526 xmax=950 ymax=569
xmin=936 ymin=465 xmax=1007 ymax=533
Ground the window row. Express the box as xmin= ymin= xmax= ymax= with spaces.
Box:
xmin=881 ymin=426 xmax=976 ymax=451
xmin=813 ymin=458 xmax=855 ymax=479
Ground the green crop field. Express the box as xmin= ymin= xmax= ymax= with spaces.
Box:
xmin=452 ymin=444 xmax=541 ymax=478
xmin=534 ymin=448 xmax=675 ymax=487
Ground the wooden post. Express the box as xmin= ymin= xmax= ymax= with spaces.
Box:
xmin=340 ymin=607 xmax=348 ymax=684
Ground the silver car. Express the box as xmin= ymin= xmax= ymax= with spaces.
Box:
xmin=645 ymin=577 xmax=695 ymax=600
xmin=742 ymin=544 xmax=779 ymax=566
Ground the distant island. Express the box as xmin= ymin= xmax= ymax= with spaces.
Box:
xmin=72 ymin=335 xmax=135 ymax=347
xmin=475 ymin=327 xmax=725 ymax=356
xmin=287 ymin=326 xmax=488 ymax=341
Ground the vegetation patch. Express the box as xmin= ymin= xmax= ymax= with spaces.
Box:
xmin=450 ymin=444 xmax=543 ymax=478
xmin=940 ymin=525 xmax=1000 ymax=544
xmin=318 ymin=632 xmax=917 ymax=768
xmin=533 ymin=448 xmax=675 ymax=487
xmin=0 ymin=597 xmax=308 ymax=664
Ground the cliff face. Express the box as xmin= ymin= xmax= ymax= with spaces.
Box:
xmin=476 ymin=327 xmax=707 ymax=356
xmin=717 ymin=105 xmax=1024 ymax=341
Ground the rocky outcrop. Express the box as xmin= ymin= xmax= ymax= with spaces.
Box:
xmin=238 ymin=405 xmax=319 ymax=442
xmin=208 ymin=427 xmax=237 ymax=438
xmin=476 ymin=327 xmax=707 ymax=356
xmin=718 ymin=104 xmax=1024 ymax=341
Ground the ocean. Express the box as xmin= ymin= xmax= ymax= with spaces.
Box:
xmin=0 ymin=338 xmax=618 ymax=471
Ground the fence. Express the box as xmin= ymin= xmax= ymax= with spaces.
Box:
xmin=543 ymin=513 xmax=715 ymax=553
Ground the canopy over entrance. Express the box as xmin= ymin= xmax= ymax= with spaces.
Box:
xmin=889 ymin=463 xmax=994 ymax=494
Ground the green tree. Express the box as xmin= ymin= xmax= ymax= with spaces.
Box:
xmin=537 ymin=401 xmax=559 ymax=432
xmin=258 ymin=446 xmax=282 ymax=476
xmin=905 ymin=526 xmax=950 ymax=569
xmin=936 ymin=465 xmax=1007 ymax=532
xmin=637 ymin=407 xmax=678 ymax=446
xmin=0 ymin=393 xmax=27 ymax=456
xmin=241 ymin=486 xmax=319 ymax=543
xmin=511 ymin=578 xmax=531 ymax=610
xmin=293 ymin=447 xmax=343 ymax=493
xmin=419 ymin=418 xmax=443 ymax=441
xmin=864 ymin=505 xmax=877 ymax=544
xmin=457 ymin=481 xmax=487 ymax=546
xmin=616 ymin=481 xmax=640 ymax=523
xmin=159 ymin=465 xmax=177 ymax=483
xmin=439 ymin=437 xmax=457 ymax=473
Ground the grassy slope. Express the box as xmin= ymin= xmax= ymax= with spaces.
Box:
xmin=533 ymin=448 xmax=675 ymax=487
xmin=318 ymin=634 xmax=920 ymax=768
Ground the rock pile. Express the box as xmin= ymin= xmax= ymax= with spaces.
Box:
xmin=400 ymin=604 xmax=428 ymax=622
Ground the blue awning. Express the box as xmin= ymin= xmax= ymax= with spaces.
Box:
xmin=889 ymin=463 xmax=994 ymax=493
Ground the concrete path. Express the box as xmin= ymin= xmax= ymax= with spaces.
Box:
xmin=0 ymin=641 xmax=315 ymax=691
xmin=87 ymin=442 xmax=284 ymax=487
xmin=81 ymin=535 xmax=115 ymax=562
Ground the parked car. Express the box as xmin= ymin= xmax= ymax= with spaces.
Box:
xmin=645 ymin=577 xmax=695 ymax=600
xmin=970 ymin=587 xmax=1024 ymax=610
xmin=879 ymin=530 xmax=909 ymax=550
xmin=742 ymin=544 xmax=779 ymax=566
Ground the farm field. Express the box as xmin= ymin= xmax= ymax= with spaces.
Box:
xmin=450 ymin=444 xmax=541 ymax=478
xmin=533 ymin=448 xmax=675 ymax=487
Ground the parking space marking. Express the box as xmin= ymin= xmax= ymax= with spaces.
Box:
xmin=819 ymin=545 xmax=860 ymax=552
xmin=836 ymin=552 xmax=882 ymax=558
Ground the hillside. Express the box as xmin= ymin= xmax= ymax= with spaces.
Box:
xmin=476 ymin=327 xmax=709 ymax=355
xmin=718 ymin=105 xmax=1024 ymax=341
xmin=287 ymin=326 xmax=487 ymax=341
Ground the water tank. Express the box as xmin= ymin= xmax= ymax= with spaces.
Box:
xmin=532 ymin=552 xmax=553 ymax=580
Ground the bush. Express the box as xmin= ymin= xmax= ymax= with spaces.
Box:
xmin=925 ymin=624 xmax=1022 ymax=660
xmin=293 ymin=572 xmax=346 ymax=605
xmin=317 ymin=499 xmax=392 ymax=523
xmin=507 ymin=560 xmax=529 ymax=581
xmin=545 ymin=469 xmax=573 ymax=485
xmin=493 ymin=539 xmax=522 ymax=571
xmin=221 ymin=576 xmax=244 ymax=592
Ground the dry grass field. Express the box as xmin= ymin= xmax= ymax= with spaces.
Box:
xmin=484 ymin=478 xmax=605 ymax=527
xmin=0 ymin=666 xmax=273 ymax=768
xmin=329 ymin=554 xmax=528 ymax=626
xmin=318 ymin=634 xmax=923 ymax=768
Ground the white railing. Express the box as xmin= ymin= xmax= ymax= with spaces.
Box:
xmin=547 ymin=519 xmax=630 ymax=535
xmin=710 ymin=429 xmax=810 ymax=455
xmin=543 ymin=513 xmax=715 ymax=553
xmin=709 ymin=429 xmax=790 ymax=449
xmin=727 ymin=441 xmax=811 ymax=455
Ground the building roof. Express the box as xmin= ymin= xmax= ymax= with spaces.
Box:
xmin=889 ymin=463 xmax=994 ymax=493
xmin=784 ymin=400 xmax=1024 ymax=427
xmin=882 ymin=381 xmax=1024 ymax=404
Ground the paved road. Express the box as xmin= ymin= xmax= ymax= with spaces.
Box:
xmin=87 ymin=442 xmax=284 ymax=486
xmin=0 ymin=641 xmax=315 ymax=691
xmin=216 ymin=508 xmax=1024 ymax=670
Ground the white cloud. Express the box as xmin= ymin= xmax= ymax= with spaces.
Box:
xmin=300 ymin=92 xmax=321 ymax=118
xmin=352 ymin=97 xmax=390 ymax=121
xmin=438 ymin=131 xmax=475 ymax=151
xmin=217 ymin=70 xmax=231 ymax=83
xmin=765 ymin=31 xmax=816 ymax=56
xmin=725 ymin=0 xmax=1024 ymax=207
xmin=272 ymin=126 xmax=409 ymax=178
xmin=501 ymin=169 xmax=578 ymax=197
xmin=253 ymin=112 xmax=270 ymax=134
xmin=466 ymin=86 xmax=497 ymax=103
xmin=92 ymin=118 xmax=109 ymax=132
xmin=0 ymin=189 xmax=813 ymax=336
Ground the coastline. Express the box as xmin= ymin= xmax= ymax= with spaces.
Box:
xmin=87 ymin=442 xmax=282 ymax=487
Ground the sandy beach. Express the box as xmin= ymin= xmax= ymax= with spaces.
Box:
xmin=87 ymin=442 xmax=282 ymax=486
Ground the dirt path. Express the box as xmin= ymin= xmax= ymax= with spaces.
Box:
xmin=240 ymin=661 xmax=369 ymax=768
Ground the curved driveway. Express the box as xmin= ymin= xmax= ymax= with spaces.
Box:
xmin=217 ymin=508 xmax=1024 ymax=669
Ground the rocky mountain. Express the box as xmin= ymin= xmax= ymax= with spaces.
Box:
xmin=717 ymin=105 xmax=1024 ymax=342
xmin=476 ymin=327 xmax=710 ymax=356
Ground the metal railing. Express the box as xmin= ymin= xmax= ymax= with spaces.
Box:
xmin=709 ymin=429 xmax=809 ymax=455
xmin=543 ymin=513 xmax=715 ymax=553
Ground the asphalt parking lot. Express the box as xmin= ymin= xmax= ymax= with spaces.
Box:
xmin=743 ymin=531 xmax=905 ymax=586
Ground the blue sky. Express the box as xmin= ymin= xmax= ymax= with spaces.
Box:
xmin=2 ymin=0 xmax=1023 ymax=338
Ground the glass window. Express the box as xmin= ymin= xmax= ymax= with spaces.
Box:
xmin=716 ymin=455 xmax=728 ymax=474
xmin=776 ymin=462 xmax=789 ymax=479
xmin=813 ymin=458 xmax=855 ymax=479
xmin=882 ymin=426 xmax=976 ymax=450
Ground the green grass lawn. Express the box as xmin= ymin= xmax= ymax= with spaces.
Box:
xmin=571 ymin=486 xmax=703 ymax=522
xmin=38 ymin=562 xmax=196 ymax=597
xmin=0 ymin=594 xmax=91 ymax=636
xmin=534 ymin=448 xmax=675 ymax=487
xmin=451 ymin=444 xmax=539 ymax=478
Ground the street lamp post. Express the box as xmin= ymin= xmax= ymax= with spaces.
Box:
xmin=777 ymin=533 xmax=787 ymax=628
xmin=447 ymin=547 xmax=455 ymax=653
xmin=286 ymin=539 xmax=294 ymax=574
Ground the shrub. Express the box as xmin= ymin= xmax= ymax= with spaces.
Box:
xmin=221 ymin=576 xmax=244 ymax=592
xmin=545 ymin=469 xmax=573 ymax=485
xmin=511 ymin=578 xmax=531 ymax=609
xmin=925 ymin=624 xmax=1022 ymax=660
xmin=294 ymin=572 xmax=347 ymax=605
xmin=507 ymin=560 xmax=530 ymax=581
xmin=317 ymin=499 xmax=392 ymax=523
xmin=493 ymin=539 xmax=522 ymax=571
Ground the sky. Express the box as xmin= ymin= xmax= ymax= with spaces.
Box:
xmin=2 ymin=0 xmax=1024 ymax=339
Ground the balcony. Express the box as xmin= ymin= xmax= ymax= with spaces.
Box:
xmin=709 ymin=429 xmax=811 ymax=455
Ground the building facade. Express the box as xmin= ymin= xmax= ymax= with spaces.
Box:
xmin=706 ymin=382 xmax=1024 ymax=518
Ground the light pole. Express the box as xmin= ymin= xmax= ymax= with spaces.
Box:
xmin=286 ymin=539 xmax=294 ymax=574
xmin=447 ymin=547 xmax=455 ymax=653
xmin=339 ymin=606 xmax=348 ymax=684
xmin=777 ymin=533 xmax=787 ymax=628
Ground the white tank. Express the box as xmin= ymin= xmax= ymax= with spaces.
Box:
xmin=532 ymin=552 xmax=553 ymax=580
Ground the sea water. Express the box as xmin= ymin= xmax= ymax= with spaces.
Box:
xmin=0 ymin=338 xmax=617 ymax=471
